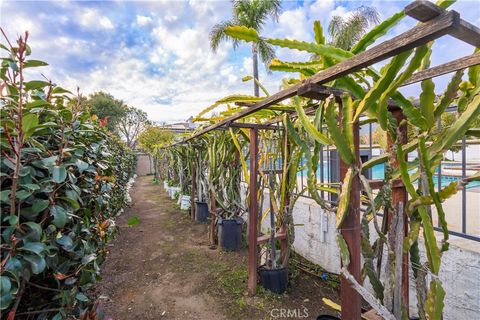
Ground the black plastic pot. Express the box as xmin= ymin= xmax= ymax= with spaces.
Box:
xmin=217 ymin=218 xmax=243 ymax=251
xmin=195 ymin=201 xmax=209 ymax=223
xmin=258 ymin=266 xmax=288 ymax=294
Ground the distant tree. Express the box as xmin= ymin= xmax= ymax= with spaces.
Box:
xmin=117 ymin=106 xmax=151 ymax=149
xmin=86 ymin=92 xmax=125 ymax=132
xmin=210 ymin=0 xmax=281 ymax=97
xmin=137 ymin=126 xmax=174 ymax=178
xmin=328 ymin=6 xmax=380 ymax=50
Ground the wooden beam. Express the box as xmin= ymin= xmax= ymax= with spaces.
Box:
xmin=257 ymin=232 xmax=287 ymax=245
xmin=297 ymin=83 xmax=400 ymax=109
xmin=173 ymin=8 xmax=458 ymax=145
xmin=405 ymin=0 xmax=444 ymax=22
xmin=402 ymin=53 xmax=480 ymax=86
xmin=270 ymin=51 xmax=480 ymax=126
xmin=368 ymin=179 xmax=404 ymax=190
xmin=297 ymin=83 xmax=344 ymax=101
xmin=235 ymin=102 xmax=296 ymax=113
xmin=339 ymin=105 xmax=362 ymax=320
xmin=406 ymin=0 xmax=480 ymax=47
xmin=248 ymin=128 xmax=259 ymax=295
xmin=164 ymin=2 xmax=479 ymax=148
xmin=228 ymin=122 xmax=283 ymax=131
xmin=303 ymin=9 xmax=458 ymax=85
xmin=451 ymin=19 xmax=480 ymax=48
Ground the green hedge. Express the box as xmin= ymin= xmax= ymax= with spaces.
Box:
xmin=1 ymin=33 xmax=136 ymax=318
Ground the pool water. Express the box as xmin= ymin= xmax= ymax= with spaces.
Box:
xmin=296 ymin=162 xmax=480 ymax=190
xmin=370 ymin=163 xmax=480 ymax=189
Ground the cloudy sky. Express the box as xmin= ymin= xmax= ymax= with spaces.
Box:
xmin=1 ymin=0 xmax=479 ymax=123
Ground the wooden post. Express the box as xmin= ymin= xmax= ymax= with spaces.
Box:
xmin=209 ymin=189 xmax=217 ymax=246
xmin=280 ymin=132 xmax=289 ymax=263
xmin=191 ymin=161 xmax=196 ymax=221
xmin=248 ymin=127 xmax=259 ymax=295
xmin=388 ymin=109 xmax=409 ymax=313
xmin=339 ymin=109 xmax=362 ymax=320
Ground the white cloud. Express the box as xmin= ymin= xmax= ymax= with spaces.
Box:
xmin=241 ymin=57 xmax=252 ymax=74
xmin=3 ymin=0 xmax=478 ymax=124
xmin=328 ymin=6 xmax=350 ymax=20
xmin=165 ymin=15 xmax=178 ymax=22
xmin=2 ymin=16 xmax=38 ymax=36
xmin=79 ymin=8 xmax=114 ymax=30
xmin=276 ymin=7 xmax=310 ymax=41
xmin=136 ymin=15 xmax=152 ymax=26
xmin=309 ymin=0 xmax=335 ymax=20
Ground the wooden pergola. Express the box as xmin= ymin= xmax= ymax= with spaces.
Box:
xmin=164 ymin=2 xmax=480 ymax=318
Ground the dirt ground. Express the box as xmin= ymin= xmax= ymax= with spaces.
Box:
xmin=94 ymin=176 xmax=340 ymax=320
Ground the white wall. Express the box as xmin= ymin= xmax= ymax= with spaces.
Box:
xmin=248 ymin=187 xmax=480 ymax=319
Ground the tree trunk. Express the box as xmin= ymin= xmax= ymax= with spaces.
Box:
xmin=252 ymin=43 xmax=259 ymax=97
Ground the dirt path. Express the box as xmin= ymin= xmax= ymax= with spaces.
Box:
xmin=94 ymin=176 xmax=339 ymax=320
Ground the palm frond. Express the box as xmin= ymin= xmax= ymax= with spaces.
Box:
xmin=209 ymin=20 xmax=238 ymax=52
xmin=257 ymin=38 xmax=276 ymax=66
xmin=328 ymin=5 xmax=380 ymax=51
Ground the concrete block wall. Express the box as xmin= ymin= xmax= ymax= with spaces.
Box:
xmin=248 ymin=186 xmax=480 ymax=319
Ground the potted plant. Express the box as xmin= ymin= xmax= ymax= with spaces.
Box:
xmin=255 ymin=125 xmax=303 ymax=295
xmin=258 ymin=171 xmax=288 ymax=294
xmin=206 ymin=131 xmax=245 ymax=251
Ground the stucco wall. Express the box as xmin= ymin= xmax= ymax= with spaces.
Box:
xmin=249 ymin=186 xmax=480 ymax=319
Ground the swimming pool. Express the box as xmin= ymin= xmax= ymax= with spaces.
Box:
xmin=296 ymin=162 xmax=480 ymax=190
xmin=371 ymin=163 xmax=480 ymax=189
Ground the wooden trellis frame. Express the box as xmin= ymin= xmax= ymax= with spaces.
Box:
xmin=162 ymin=2 xmax=480 ymax=318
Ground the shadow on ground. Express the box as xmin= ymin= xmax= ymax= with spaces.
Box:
xmin=94 ymin=176 xmax=339 ymax=320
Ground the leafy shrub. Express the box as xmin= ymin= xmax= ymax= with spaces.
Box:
xmin=0 ymin=32 xmax=136 ymax=319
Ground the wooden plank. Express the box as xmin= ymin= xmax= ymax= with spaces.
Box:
xmin=248 ymin=128 xmax=259 ymax=295
xmin=297 ymin=83 xmax=400 ymax=109
xmin=235 ymin=102 xmax=296 ymax=113
xmin=402 ymin=53 xmax=480 ymax=86
xmin=229 ymin=122 xmax=283 ymax=131
xmin=406 ymin=0 xmax=480 ymax=47
xmin=339 ymin=106 xmax=362 ymax=320
xmin=451 ymin=19 xmax=480 ymax=48
xmin=269 ymin=51 xmax=480 ymax=125
xmin=303 ymin=10 xmax=458 ymax=85
xmin=405 ymin=1 xmax=444 ymax=22
xmin=174 ymin=8 xmax=458 ymax=145
xmin=270 ymin=52 xmax=480 ymax=126
xmin=257 ymin=232 xmax=287 ymax=245
xmin=297 ymin=83 xmax=344 ymax=101
xmin=368 ymin=179 xmax=404 ymax=190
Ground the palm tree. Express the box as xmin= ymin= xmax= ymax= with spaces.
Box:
xmin=328 ymin=6 xmax=380 ymax=51
xmin=210 ymin=0 xmax=281 ymax=97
